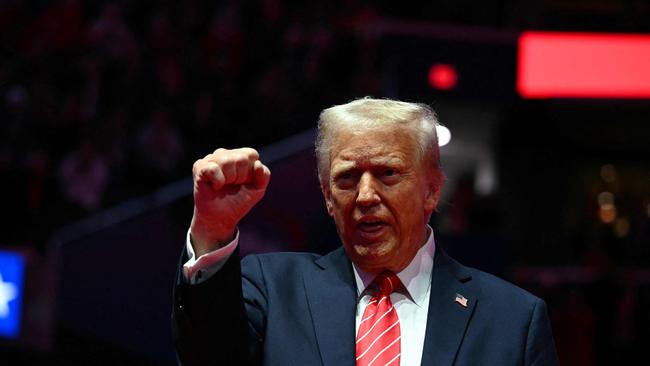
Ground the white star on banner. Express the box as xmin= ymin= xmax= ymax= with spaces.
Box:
xmin=0 ymin=273 xmax=17 ymax=318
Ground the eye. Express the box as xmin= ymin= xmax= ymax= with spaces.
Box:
xmin=334 ymin=170 xmax=357 ymax=189
xmin=335 ymin=171 xmax=354 ymax=182
xmin=380 ymin=168 xmax=400 ymax=184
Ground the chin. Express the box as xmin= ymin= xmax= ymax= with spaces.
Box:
xmin=351 ymin=247 xmax=397 ymax=272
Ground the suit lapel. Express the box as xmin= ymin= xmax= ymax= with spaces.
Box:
xmin=421 ymin=249 xmax=478 ymax=365
xmin=304 ymin=247 xmax=357 ymax=366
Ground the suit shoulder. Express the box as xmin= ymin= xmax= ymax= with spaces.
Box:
xmin=442 ymin=253 xmax=539 ymax=304
xmin=463 ymin=264 xmax=541 ymax=308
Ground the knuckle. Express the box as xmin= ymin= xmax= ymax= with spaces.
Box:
xmin=242 ymin=147 xmax=259 ymax=158
xmin=192 ymin=160 xmax=205 ymax=175
xmin=235 ymin=155 xmax=248 ymax=167
xmin=221 ymin=156 xmax=236 ymax=169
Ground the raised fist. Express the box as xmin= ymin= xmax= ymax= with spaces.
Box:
xmin=189 ymin=148 xmax=271 ymax=256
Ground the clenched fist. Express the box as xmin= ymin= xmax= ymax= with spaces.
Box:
xmin=189 ymin=148 xmax=271 ymax=256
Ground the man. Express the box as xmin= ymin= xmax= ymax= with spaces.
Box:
xmin=172 ymin=98 xmax=559 ymax=365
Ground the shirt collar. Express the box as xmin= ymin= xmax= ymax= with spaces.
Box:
xmin=352 ymin=225 xmax=436 ymax=307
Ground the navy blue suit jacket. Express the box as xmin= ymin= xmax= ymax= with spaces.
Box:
xmin=173 ymin=246 xmax=559 ymax=366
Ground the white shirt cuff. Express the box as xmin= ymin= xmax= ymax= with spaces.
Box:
xmin=182 ymin=229 xmax=239 ymax=284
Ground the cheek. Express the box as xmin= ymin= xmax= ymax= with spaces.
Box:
xmin=331 ymin=191 xmax=354 ymax=210
xmin=387 ymin=188 xmax=415 ymax=212
xmin=329 ymin=197 xmax=350 ymax=224
xmin=392 ymin=196 xmax=424 ymax=229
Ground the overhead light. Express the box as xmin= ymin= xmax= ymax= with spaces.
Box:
xmin=436 ymin=125 xmax=451 ymax=146
xmin=428 ymin=63 xmax=458 ymax=91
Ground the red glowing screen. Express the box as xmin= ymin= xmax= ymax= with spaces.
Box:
xmin=518 ymin=31 xmax=650 ymax=98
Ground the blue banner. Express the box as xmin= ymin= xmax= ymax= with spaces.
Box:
xmin=0 ymin=250 xmax=25 ymax=338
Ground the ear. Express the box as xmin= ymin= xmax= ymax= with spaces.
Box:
xmin=321 ymin=182 xmax=334 ymax=217
xmin=424 ymin=171 xmax=443 ymax=212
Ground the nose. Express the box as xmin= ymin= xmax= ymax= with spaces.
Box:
xmin=356 ymin=172 xmax=380 ymax=206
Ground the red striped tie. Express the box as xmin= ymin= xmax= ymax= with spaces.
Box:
xmin=356 ymin=272 xmax=402 ymax=366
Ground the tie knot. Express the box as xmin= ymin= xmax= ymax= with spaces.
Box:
xmin=372 ymin=271 xmax=401 ymax=297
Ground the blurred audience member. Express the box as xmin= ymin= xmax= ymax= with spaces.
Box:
xmin=134 ymin=107 xmax=183 ymax=184
xmin=58 ymin=139 xmax=109 ymax=213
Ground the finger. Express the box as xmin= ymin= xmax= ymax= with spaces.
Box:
xmin=202 ymin=148 xmax=259 ymax=185
xmin=232 ymin=156 xmax=246 ymax=184
xmin=214 ymin=156 xmax=237 ymax=185
xmin=252 ymin=160 xmax=271 ymax=190
xmin=207 ymin=162 xmax=226 ymax=191
xmin=236 ymin=147 xmax=259 ymax=163
xmin=193 ymin=159 xmax=210 ymax=184
xmin=194 ymin=161 xmax=226 ymax=191
xmin=232 ymin=149 xmax=259 ymax=184
xmin=211 ymin=147 xmax=226 ymax=155
xmin=208 ymin=147 xmax=257 ymax=161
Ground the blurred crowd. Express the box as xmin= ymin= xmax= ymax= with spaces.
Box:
xmin=0 ymin=0 xmax=388 ymax=250
xmin=2 ymin=2 xmax=649 ymax=364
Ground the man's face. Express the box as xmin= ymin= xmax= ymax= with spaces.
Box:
xmin=322 ymin=125 xmax=441 ymax=273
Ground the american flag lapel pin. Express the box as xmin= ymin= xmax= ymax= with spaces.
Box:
xmin=455 ymin=293 xmax=468 ymax=308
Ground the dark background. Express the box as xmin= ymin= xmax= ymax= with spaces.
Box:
xmin=1 ymin=0 xmax=649 ymax=364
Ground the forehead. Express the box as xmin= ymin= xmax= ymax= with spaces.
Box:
xmin=329 ymin=126 xmax=419 ymax=166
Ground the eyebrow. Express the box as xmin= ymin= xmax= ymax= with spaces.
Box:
xmin=330 ymin=156 xmax=405 ymax=175
xmin=330 ymin=161 xmax=356 ymax=177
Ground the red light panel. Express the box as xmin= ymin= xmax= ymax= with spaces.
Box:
xmin=518 ymin=31 xmax=650 ymax=98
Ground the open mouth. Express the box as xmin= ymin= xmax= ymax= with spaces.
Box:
xmin=357 ymin=221 xmax=387 ymax=232
xmin=356 ymin=217 xmax=389 ymax=239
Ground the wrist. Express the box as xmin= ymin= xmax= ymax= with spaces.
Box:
xmin=190 ymin=216 xmax=236 ymax=257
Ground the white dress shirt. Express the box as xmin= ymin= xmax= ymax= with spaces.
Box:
xmin=182 ymin=229 xmax=239 ymax=284
xmin=352 ymin=228 xmax=434 ymax=366
xmin=183 ymin=227 xmax=436 ymax=366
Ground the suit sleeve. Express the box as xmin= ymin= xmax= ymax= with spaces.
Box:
xmin=524 ymin=298 xmax=560 ymax=366
xmin=172 ymin=246 xmax=267 ymax=366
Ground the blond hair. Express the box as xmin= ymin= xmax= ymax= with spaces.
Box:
xmin=315 ymin=97 xmax=441 ymax=185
